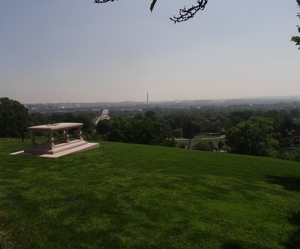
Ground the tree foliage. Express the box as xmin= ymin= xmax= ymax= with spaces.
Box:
xmin=3 ymin=96 xmax=300 ymax=160
xmin=95 ymin=113 xmax=176 ymax=146
xmin=0 ymin=97 xmax=32 ymax=138
xmin=181 ymin=117 xmax=194 ymax=141
xmin=292 ymin=0 xmax=300 ymax=49
xmin=31 ymin=112 xmax=95 ymax=134
xmin=226 ymin=116 xmax=278 ymax=156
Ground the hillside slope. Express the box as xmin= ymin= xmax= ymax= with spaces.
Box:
xmin=1 ymin=138 xmax=300 ymax=249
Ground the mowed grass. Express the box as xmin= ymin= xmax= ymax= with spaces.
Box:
xmin=1 ymin=138 xmax=300 ymax=249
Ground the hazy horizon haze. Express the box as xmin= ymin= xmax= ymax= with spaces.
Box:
xmin=1 ymin=0 xmax=299 ymax=103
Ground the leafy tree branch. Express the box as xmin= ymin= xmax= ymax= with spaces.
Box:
xmin=94 ymin=0 xmax=208 ymax=23
xmin=291 ymin=0 xmax=300 ymax=49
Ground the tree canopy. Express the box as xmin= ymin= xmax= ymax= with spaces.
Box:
xmin=95 ymin=114 xmax=176 ymax=146
xmin=181 ymin=117 xmax=194 ymax=142
xmin=0 ymin=97 xmax=32 ymax=138
xmin=225 ymin=116 xmax=278 ymax=157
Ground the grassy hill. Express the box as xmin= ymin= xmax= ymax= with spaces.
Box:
xmin=1 ymin=138 xmax=300 ymax=249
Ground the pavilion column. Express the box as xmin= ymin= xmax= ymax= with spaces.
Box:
xmin=61 ymin=129 xmax=70 ymax=143
xmin=77 ymin=127 xmax=83 ymax=140
xmin=48 ymin=131 xmax=55 ymax=147
xmin=30 ymin=131 xmax=36 ymax=146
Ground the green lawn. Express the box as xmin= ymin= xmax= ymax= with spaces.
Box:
xmin=1 ymin=138 xmax=300 ymax=249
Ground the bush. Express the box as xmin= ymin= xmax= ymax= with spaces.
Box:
xmin=84 ymin=132 xmax=103 ymax=141
xmin=161 ymin=138 xmax=177 ymax=147
xmin=277 ymin=147 xmax=300 ymax=162
xmin=208 ymin=141 xmax=215 ymax=150
xmin=192 ymin=142 xmax=212 ymax=151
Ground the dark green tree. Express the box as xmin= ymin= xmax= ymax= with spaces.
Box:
xmin=31 ymin=112 xmax=95 ymax=134
xmin=0 ymin=97 xmax=32 ymax=138
xmin=95 ymin=116 xmax=175 ymax=146
xmin=226 ymin=116 xmax=277 ymax=156
xmin=290 ymin=108 xmax=300 ymax=119
xmin=144 ymin=110 xmax=157 ymax=121
xmin=74 ymin=114 xmax=95 ymax=133
xmin=223 ymin=110 xmax=255 ymax=132
xmin=192 ymin=123 xmax=201 ymax=134
xmin=218 ymin=141 xmax=224 ymax=150
xmin=96 ymin=119 xmax=110 ymax=135
xmin=30 ymin=112 xmax=49 ymax=125
xmin=128 ymin=118 xmax=164 ymax=145
xmin=182 ymin=117 xmax=194 ymax=144
xmin=172 ymin=128 xmax=183 ymax=138
xmin=279 ymin=114 xmax=294 ymax=137
xmin=106 ymin=117 xmax=127 ymax=142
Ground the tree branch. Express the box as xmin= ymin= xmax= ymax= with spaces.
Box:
xmin=94 ymin=0 xmax=115 ymax=3
xmin=94 ymin=0 xmax=208 ymax=23
xmin=291 ymin=0 xmax=300 ymax=49
xmin=170 ymin=0 xmax=208 ymax=23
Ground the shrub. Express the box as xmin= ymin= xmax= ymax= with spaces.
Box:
xmin=193 ymin=142 xmax=212 ymax=151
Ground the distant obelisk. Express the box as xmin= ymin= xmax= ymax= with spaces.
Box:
xmin=147 ymin=92 xmax=149 ymax=104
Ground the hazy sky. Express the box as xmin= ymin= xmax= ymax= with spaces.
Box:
xmin=1 ymin=0 xmax=299 ymax=103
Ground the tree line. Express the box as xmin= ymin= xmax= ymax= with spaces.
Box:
xmin=1 ymin=97 xmax=300 ymax=161
xmin=0 ymin=97 xmax=95 ymax=138
xmin=100 ymin=106 xmax=300 ymax=161
xmin=96 ymin=113 xmax=176 ymax=147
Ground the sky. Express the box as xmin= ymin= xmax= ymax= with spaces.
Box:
xmin=0 ymin=0 xmax=299 ymax=103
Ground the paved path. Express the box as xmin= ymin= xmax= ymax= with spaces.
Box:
xmin=95 ymin=109 xmax=110 ymax=124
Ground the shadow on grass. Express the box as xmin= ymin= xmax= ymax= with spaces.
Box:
xmin=265 ymin=175 xmax=300 ymax=192
xmin=283 ymin=212 xmax=300 ymax=249
xmin=266 ymin=176 xmax=300 ymax=248
xmin=222 ymin=241 xmax=244 ymax=249
xmin=222 ymin=240 xmax=277 ymax=249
